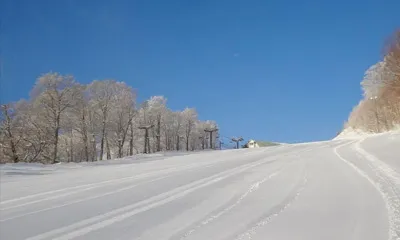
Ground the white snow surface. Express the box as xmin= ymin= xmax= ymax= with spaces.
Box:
xmin=334 ymin=127 xmax=370 ymax=140
xmin=0 ymin=132 xmax=399 ymax=240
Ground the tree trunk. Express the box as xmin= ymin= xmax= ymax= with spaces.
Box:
xmin=156 ymin=117 xmax=161 ymax=152
xmin=65 ymin=138 xmax=70 ymax=163
xmin=100 ymin=120 xmax=106 ymax=160
xmin=118 ymin=140 xmax=123 ymax=158
xmin=210 ymin=132 xmax=214 ymax=149
xmin=82 ymin=110 xmax=89 ymax=162
xmin=151 ymin=127 xmax=156 ymax=153
xmin=83 ymin=134 xmax=89 ymax=162
xmin=129 ymin=121 xmax=134 ymax=156
xmin=146 ymin=131 xmax=151 ymax=154
xmin=164 ymin=131 xmax=169 ymax=151
xmin=106 ymin=135 xmax=111 ymax=159
xmin=92 ymin=135 xmax=96 ymax=162
xmin=2 ymin=106 xmax=19 ymax=163
xmin=143 ymin=130 xmax=147 ymax=154
xmin=10 ymin=140 xmax=18 ymax=163
xmin=176 ymin=135 xmax=180 ymax=151
xmin=52 ymin=115 xmax=60 ymax=164
xmin=70 ymin=137 xmax=74 ymax=162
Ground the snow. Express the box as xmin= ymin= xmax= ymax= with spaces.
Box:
xmin=0 ymin=151 xmax=199 ymax=178
xmin=334 ymin=126 xmax=400 ymax=140
xmin=0 ymin=133 xmax=399 ymax=240
xmin=334 ymin=127 xmax=370 ymax=140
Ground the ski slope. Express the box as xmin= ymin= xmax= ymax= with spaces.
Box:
xmin=0 ymin=132 xmax=399 ymax=240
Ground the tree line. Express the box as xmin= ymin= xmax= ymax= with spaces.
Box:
xmin=0 ymin=73 xmax=219 ymax=164
xmin=344 ymin=29 xmax=400 ymax=133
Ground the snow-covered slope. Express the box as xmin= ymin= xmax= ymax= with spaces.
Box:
xmin=0 ymin=133 xmax=399 ymax=240
xmin=334 ymin=127 xmax=370 ymax=139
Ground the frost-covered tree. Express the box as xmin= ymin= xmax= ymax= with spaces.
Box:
xmin=146 ymin=96 xmax=167 ymax=152
xmin=0 ymin=103 xmax=21 ymax=163
xmin=30 ymin=73 xmax=80 ymax=163
xmin=0 ymin=73 xmax=220 ymax=163
xmin=87 ymin=80 xmax=117 ymax=160
xmin=385 ymin=29 xmax=400 ymax=77
xmin=344 ymin=29 xmax=400 ymax=134
xmin=61 ymin=84 xmax=93 ymax=162
xmin=108 ymin=82 xmax=136 ymax=158
xmin=361 ymin=61 xmax=392 ymax=98
xmin=0 ymin=101 xmax=48 ymax=163
xmin=181 ymin=108 xmax=198 ymax=151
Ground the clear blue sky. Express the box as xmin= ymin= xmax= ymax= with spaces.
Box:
xmin=1 ymin=0 xmax=399 ymax=143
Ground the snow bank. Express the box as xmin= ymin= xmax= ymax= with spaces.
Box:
xmin=333 ymin=127 xmax=370 ymax=140
xmin=334 ymin=126 xmax=400 ymax=140
xmin=0 ymin=162 xmax=58 ymax=177
xmin=0 ymin=151 xmax=202 ymax=177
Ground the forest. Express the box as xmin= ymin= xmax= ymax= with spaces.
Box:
xmin=344 ymin=29 xmax=400 ymax=133
xmin=0 ymin=75 xmax=219 ymax=164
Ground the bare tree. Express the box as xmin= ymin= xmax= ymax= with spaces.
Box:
xmin=129 ymin=116 xmax=135 ymax=156
xmin=361 ymin=61 xmax=393 ymax=98
xmin=1 ymin=73 xmax=220 ymax=163
xmin=64 ymin=85 xmax=91 ymax=162
xmin=172 ymin=111 xmax=183 ymax=151
xmin=30 ymin=73 xmax=79 ymax=163
xmin=0 ymin=104 xmax=21 ymax=163
xmin=162 ymin=109 xmax=175 ymax=151
xmin=345 ymin=30 xmax=400 ymax=134
xmin=109 ymin=82 xmax=136 ymax=158
xmin=88 ymin=80 xmax=117 ymax=160
xmin=182 ymin=108 xmax=197 ymax=151
xmin=146 ymin=96 xmax=167 ymax=152
xmin=384 ymin=29 xmax=400 ymax=77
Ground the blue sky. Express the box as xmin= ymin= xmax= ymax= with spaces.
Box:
xmin=1 ymin=0 xmax=399 ymax=143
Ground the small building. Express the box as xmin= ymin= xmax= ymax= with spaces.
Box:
xmin=244 ymin=139 xmax=259 ymax=148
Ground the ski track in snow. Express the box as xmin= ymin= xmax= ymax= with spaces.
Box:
xmin=178 ymin=147 xmax=316 ymax=240
xmin=354 ymin=139 xmax=400 ymax=240
xmin=1 ymin=145 xmax=289 ymax=206
xmin=334 ymin=139 xmax=400 ymax=240
xmin=1 ymin=157 xmax=252 ymax=210
xmin=1 ymin=136 xmax=397 ymax=240
xmin=25 ymin=153 xmax=282 ymax=240
xmin=0 ymin=175 xmax=172 ymax=222
xmin=234 ymin=170 xmax=309 ymax=240
xmin=179 ymin=170 xmax=282 ymax=240
xmin=354 ymin=139 xmax=400 ymax=186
